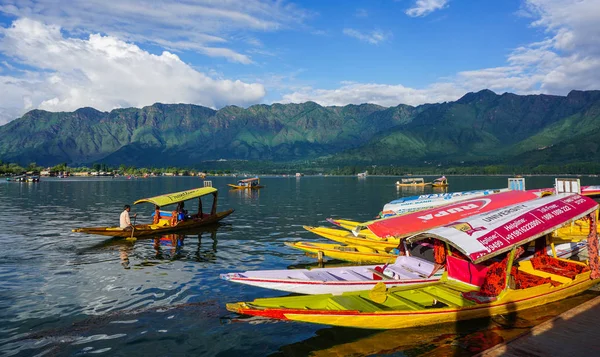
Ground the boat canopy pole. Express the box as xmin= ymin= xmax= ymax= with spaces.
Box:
xmin=211 ymin=191 xmax=218 ymax=216
xmin=198 ymin=197 xmax=204 ymax=219
xmin=503 ymin=247 xmax=517 ymax=294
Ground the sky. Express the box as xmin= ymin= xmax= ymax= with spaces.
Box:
xmin=0 ymin=0 xmax=599 ymax=124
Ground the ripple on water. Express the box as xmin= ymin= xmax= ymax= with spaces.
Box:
xmin=1 ymin=176 xmax=599 ymax=356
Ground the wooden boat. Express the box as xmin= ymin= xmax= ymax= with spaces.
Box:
xmin=227 ymin=193 xmax=600 ymax=329
xmin=228 ymin=177 xmax=263 ymax=190
xmin=285 ymin=241 xmax=397 ymax=264
xmin=396 ymin=178 xmax=427 ymax=187
xmin=221 ymin=255 xmax=442 ymax=295
xmin=72 ymin=187 xmax=234 ymax=238
xmin=324 ymin=190 xmax=539 ymax=241
xmin=582 ymin=185 xmax=600 ymax=197
xmin=224 ymin=238 xmax=585 ymax=295
xmin=379 ymin=188 xmax=508 ymax=218
xmin=431 ymin=176 xmax=448 ymax=187
xmin=304 ymin=225 xmax=395 ymax=249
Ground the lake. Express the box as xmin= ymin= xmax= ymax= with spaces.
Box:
xmin=1 ymin=175 xmax=599 ymax=356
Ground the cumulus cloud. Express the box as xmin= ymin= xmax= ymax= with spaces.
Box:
xmin=343 ymin=28 xmax=390 ymax=44
xmin=281 ymin=82 xmax=465 ymax=107
xmin=0 ymin=18 xmax=265 ymax=118
xmin=406 ymin=0 xmax=449 ymax=17
xmin=282 ymin=0 xmax=600 ymax=107
xmin=0 ymin=0 xmax=311 ymax=64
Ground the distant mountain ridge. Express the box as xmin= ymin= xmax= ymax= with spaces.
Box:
xmin=0 ymin=89 xmax=599 ymax=167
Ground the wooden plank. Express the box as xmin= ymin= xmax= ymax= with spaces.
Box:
xmin=476 ymin=295 xmax=600 ymax=357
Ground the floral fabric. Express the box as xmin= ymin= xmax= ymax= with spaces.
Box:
xmin=587 ymin=213 xmax=600 ymax=279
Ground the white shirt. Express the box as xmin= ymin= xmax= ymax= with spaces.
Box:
xmin=120 ymin=210 xmax=131 ymax=228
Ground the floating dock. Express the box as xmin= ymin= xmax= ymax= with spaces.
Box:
xmin=477 ymin=295 xmax=600 ymax=356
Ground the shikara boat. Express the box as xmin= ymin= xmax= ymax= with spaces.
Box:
xmin=304 ymin=225 xmax=396 ymax=249
xmin=223 ymin=239 xmax=584 ymax=295
xmin=298 ymin=227 xmax=589 ymax=264
xmin=227 ymin=193 xmax=600 ymax=329
xmin=308 ymin=190 xmax=540 ymax=254
xmin=228 ymin=177 xmax=263 ymax=190
xmin=221 ymin=255 xmax=442 ymax=295
xmin=285 ymin=241 xmax=397 ymax=264
xmin=379 ymin=188 xmax=507 ymax=218
xmin=396 ymin=178 xmax=427 ymax=187
xmin=431 ymin=176 xmax=448 ymax=187
xmin=72 ymin=187 xmax=234 ymax=238
xmin=582 ymin=185 xmax=600 ymax=197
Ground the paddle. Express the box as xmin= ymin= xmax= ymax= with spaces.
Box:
xmin=128 ymin=214 xmax=137 ymax=240
xmin=369 ymin=282 xmax=388 ymax=304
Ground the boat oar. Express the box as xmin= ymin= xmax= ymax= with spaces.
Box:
xmin=128 ymin=214 xmax=137 ymax=241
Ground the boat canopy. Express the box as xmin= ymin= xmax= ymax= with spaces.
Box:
xmin=401 ymin=178 xmax=424 ymax=183
xmin=433 ymin=176 xmax=447 ymax=182
xmin=409 ymin=193 xmax=598 ymax=264
xmin=363 ymin=190 xmax=539 ymax=238
xmin=134 ymin=187 xmax=217 ymax=206
xmin=238 ymin=178 xmax=259 ymax=183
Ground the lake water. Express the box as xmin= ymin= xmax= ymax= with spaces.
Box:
xmin=1 ymin=175 xmax=600 ymax=356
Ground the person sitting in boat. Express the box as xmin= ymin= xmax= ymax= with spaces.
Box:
xmin=178 ymin=202 xmax=188 ymax=221
xmin=153 ymin=205 xmax=161 ymax=225
xmin=120 ymin=205 xmax=137 ymax=231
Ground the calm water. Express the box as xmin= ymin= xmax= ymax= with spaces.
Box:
xmin=1 ymin=175 xmax=600 ymax=357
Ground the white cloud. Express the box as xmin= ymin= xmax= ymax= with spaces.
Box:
xmin=0 ymin=0 xmax=311 ymax=63
xmin=281 ymin=82 xmax=465 ymax=107
xmin=406 ymin=0 xmax=449 ymax=17
xmin=343 ymin=28 xmax=390 ymax=45
xmin=0 ymin=18 xmax=265 ymax=118
xmin=283 ymin=0 xmax=600 ymax=107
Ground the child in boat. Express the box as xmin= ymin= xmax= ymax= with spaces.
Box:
xmin=153 ymin=205 xmax=161 ymax=225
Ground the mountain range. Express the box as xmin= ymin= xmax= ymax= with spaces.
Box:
xmin=0 ymin=89 xmax=599 ymax=168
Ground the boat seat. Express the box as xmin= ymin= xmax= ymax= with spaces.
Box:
xmin=530 ymin=255 xmax=589 ymax=279
xmin=328 ymin=296 xmax=382 ymax=312
xmin=344 ymin=270 xmax=371 ymax=281
xmin=303 ymin=271 xmax=344 ymax=281
xmin=384 ymin=265 xmax=423 ymax=280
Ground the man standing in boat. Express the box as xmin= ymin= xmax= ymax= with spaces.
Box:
xmin=120 ymin=205 xmax=137 ymax=231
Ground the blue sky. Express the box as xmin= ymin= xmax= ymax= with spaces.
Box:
xmin=0 ymin=0 xmax=598 ymax=123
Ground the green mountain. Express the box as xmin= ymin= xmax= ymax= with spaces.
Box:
xmin=0 ymin=89 xmax=599 ymax=167
xmin=333 ymin=90 xmax=600 ymax=165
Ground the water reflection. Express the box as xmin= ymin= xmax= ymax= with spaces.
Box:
xmin=229 ymin=188 xmax=261 ymax=202
xmin=268 ymin=291 xmax=599 ymax=357
xmin=80 ymin=224 xmax=227 ymax=269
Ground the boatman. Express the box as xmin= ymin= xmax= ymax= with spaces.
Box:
xmin=120 ymin=204 xmax=137 ymax=231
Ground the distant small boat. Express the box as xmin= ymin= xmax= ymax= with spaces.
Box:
xmin=228 ymin=177 xmax=263 ymax=190
xmin=296 ymin=173 xmax=304 ymax=177
xmin=357 ymin=171 xmax=368 ymax=178
xmin=431 ymin=176 xmax=448 ymax=187
xmin=396 ymin=178 xmax=426 ymax=187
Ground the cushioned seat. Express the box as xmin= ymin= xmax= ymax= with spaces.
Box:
xmin=530 ymin=255 xmax=589 ymax=279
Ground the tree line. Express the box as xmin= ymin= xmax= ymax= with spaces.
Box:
xmin=1 ymin=160 xmax=599 ymax=176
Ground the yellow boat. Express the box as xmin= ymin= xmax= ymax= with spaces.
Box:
xmin=396 ymin=178 xmax=428 ymax=187
xmin=72 ymin=187 xmax=234 ymax=238
xmin=431 ymin=176 xmax=448 ymax=187
xmin=304 ymin=226 xmax=398 ymax=250
xmin=285 ymin=241 xmax=398 ymax=264
xmin=228 ymin=177 xmax=263 ymax=190
xmin=228 ymin=193 xmax=600 ymax=329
